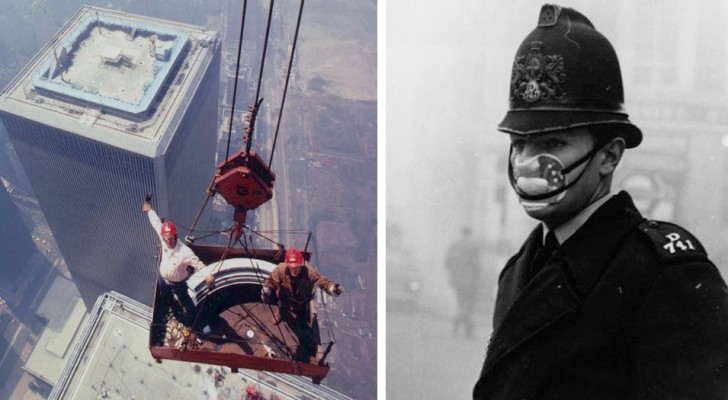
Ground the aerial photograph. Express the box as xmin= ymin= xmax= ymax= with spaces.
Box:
xmin=0 ymin=0 xmax=376 ymax=399
xmin=388 ymin=0 xmax=728 ymax=398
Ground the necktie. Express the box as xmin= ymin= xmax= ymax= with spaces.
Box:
xmin=530 ymin=231 xmax=559 ymax=278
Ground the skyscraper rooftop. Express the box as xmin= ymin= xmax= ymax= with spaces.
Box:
xmin=0 ymin=6 xmax=219 ymax=156
xmin=50 ymin=291 xmax=351 ymax=400
xmin=32 ymin=12 xmax=195 ymax=119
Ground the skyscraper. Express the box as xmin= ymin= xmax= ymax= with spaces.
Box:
xmin=0 ymin=186 xmax=37 ymax=304
xmin=0 ymin=6 xmax=221 ymax=308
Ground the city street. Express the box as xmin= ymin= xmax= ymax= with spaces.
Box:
xmin=0 ymin=264 xmax=56 ymax=399
xmin=387 ymin=302 xmax=492 ymax=399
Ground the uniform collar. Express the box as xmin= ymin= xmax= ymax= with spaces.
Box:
xmin=481 ymin=191 xmax=644 ymax=377
xmin=542 ymin=191 xmax=614 ymax=245
xmin=559 ymin=191 xmax=644 ymax=295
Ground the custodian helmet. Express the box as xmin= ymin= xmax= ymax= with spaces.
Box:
xmin=498 ymin=4 xmax=642 ymax=148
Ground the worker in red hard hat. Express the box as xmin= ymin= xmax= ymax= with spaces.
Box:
xmin=143 ymin=192 xmax=211 ymax=327
xmin=261 ymin=247 xmax=343 ymax=362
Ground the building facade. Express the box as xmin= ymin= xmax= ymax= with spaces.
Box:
xmin=0 ymin=187 xmax=35 ymax=282
xmin=0 ymin=6 xmax=221 ymax=308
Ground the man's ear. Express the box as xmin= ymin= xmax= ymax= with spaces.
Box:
xmin=599 ymin=137 xmax=626 ymax=176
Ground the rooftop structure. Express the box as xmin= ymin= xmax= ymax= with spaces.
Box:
xmin=0 ymin=6 xmax=219 ymax=156
xmin=31 ymin=11 xmax=197 ymax=121
xmin=23 ymin=275 xmax=86 ymax=386
xmin=50 ymin=291 xmax=351 ymax=400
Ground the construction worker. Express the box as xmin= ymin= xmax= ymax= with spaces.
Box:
xmin=143 ymin=192 xmax=210 ymax=327
xmin=261 ymin=248 xmax=343 ymax=362
xmin=473 ymin=4 xmax=728 ymax=399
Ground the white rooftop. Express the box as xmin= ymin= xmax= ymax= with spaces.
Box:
xmin=49 ymin=292 xmax=351 ymax=400
xmin=31 ymin=12 xmax=188 ymax=117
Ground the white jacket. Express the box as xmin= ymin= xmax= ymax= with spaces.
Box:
xmin=146 ymin=209 xmax=205 ymax=283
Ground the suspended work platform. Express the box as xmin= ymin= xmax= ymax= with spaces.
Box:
xmin=148 ymin=246 xmax=333 ymax=384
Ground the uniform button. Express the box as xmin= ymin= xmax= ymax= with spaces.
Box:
xmin=647 ymin=220 xmax=659 ymax=228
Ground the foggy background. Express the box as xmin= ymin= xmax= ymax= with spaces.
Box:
xmin=387 ymin=0 xmax=728 ymax=398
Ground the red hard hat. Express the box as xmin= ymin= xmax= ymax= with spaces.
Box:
xmin=285 ymin=248 xmax=304 ymax=266
xmin=161 ymin=221 xmax=177 ymax=237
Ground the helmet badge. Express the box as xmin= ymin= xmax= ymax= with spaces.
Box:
xmin=511 ymin=41 xmax=566 ymax=103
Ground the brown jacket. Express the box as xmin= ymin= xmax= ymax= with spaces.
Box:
xmin=264 ymin=263 xmax=336 ymax=311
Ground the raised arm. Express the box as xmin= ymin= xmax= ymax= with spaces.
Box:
xmin=146 ymin=209 xmax=163 ymax=237
xmin=308 ymin=263 xmax=344 ymax=296
xmin=142 ymin=192 xmax=162 ymax=237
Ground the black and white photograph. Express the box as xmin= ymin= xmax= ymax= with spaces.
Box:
xmin=388 ymin=0 xmax=728 ymax=398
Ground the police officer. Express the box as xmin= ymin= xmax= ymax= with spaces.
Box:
xmin=473 ymin=5 xmax=728 ymax=399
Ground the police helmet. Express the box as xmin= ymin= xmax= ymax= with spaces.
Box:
xmin=498 ymin=4 xmax=642 ymax=148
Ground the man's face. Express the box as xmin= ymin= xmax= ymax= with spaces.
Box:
xmin=510 ymin=128 xmax=602 ymax=227
xmin=162 ymin=234 xmax=177 ymax=249
xmin=287 ymin=263 xmax=303 ymax=277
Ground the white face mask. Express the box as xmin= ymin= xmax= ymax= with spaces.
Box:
xmin=508 ymin=144 xmax=600 ymax=211
xmin=512 ymin=153 xmax=567 ymax=211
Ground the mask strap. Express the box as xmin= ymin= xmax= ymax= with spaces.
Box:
xmin=508 ymin=140 xmax=606 ymax=202
xmin=561 ymin=143 xmax=603 ymax=174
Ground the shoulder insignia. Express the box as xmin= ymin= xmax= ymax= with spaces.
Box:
xmin=638 ymin=219 xmax=707 ymax=258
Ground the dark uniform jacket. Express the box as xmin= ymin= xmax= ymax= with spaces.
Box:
xmin=473 ymin=191 xmax=728 ymax=399
xmin=264 ymin=263 xmax=334 ymax=312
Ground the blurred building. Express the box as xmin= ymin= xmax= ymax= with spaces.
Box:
xmin=0 ymin=181 xmax=51 ymax=313
xmin=611 ymin=1 xmax=728 ymax=272
xmin=49 ymin=291 xmax=352 ymax=400
xmin=23 ymin=275 xmax=85 ymax=388
xmin=0 ymin=6 xmax=221 ymax=309
xmin=0 ymin=187 xmax=35 ymax=289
